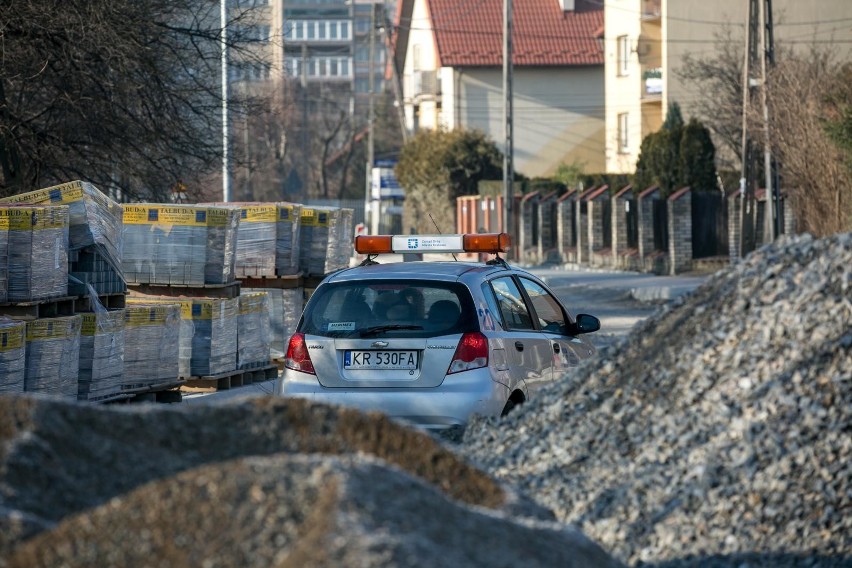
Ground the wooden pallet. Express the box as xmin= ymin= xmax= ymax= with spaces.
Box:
xmin=74 ymin=292 xmax=127 ymax=312
xmin=120 ymin=378 xmax=187 ymax=395
xmin=128 ymin=281 xmax=241 ymax=299
xmin=180 ymin=364 xmax=278 ymax=393
xmin=0 ymin=295 xmax=78 ymax=320
xmin=237 ymin=273 xmax=303 ymax=290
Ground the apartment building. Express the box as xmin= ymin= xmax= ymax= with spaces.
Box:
xmin=604 ymin=0 xmax=852 ymax=174
xmin=226 ymin=0 xmax=390 ymax=116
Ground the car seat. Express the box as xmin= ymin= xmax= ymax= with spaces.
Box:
xmin=426 ymin=300 xmax=461 ymax=327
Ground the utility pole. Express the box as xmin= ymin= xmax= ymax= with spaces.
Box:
xmin=758 ymin=0 xmax=774 ymax=242
xmin=221 ymin=0 xmax=231 ymax=202
xmin=738 ymin=0 xmax=760 ymax=257
xmin=301 ymin=43 xmax=309 ymax=201
xmin=502 ymin=0 xmax=514 ymax=244
xmin=367 ymin=2 xmax=378 ymax=234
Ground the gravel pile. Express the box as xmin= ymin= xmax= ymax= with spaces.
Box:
xmin=0 ymin=395 xmax=620 ymax=567
xmin=461 ymin=233 xmax=852 ymax=567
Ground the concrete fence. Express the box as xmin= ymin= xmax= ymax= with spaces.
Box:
xmin=456 ymin=184 xmax=792 ymax=274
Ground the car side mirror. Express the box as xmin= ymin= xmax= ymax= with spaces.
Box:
xmin=569 ymin=313 xmax=600 ymax=335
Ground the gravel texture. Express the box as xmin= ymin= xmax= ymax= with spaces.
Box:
xmin=461 ymin=233 xmax=852 ymax=567
xmin=0 ymin=395 xmax=620 ymax=567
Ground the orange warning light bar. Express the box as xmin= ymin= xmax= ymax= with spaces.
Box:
xmin=356 ymin=232 xmax=511 ymax=255
xmin=463 ymin=233 xmax=512 ymax=253
xmin=355 ymin=235 xmax=393 ymax=254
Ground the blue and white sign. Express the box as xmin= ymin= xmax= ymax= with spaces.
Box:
xmin=390 ymin=235 xmax=464 ymax=253
xmin=371 ymin=159 xmax=405 ymax=200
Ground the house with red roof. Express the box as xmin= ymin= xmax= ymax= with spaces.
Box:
xmin=393 ymin=0 xmax=605 ymax=177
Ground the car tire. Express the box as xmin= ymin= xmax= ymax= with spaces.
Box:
xmin=501 ymin=398 xmax=516 ymax=417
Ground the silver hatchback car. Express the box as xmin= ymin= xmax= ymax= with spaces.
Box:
xmin=277 ymin=233 xmax=600 ymax=431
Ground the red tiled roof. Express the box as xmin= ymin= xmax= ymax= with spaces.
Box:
xmin=427 ymin=0 xmax=603 ymax=67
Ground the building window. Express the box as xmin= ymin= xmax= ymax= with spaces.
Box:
xmin=340 ymin=22 xmax=349 ymax=39
xmin=617 ymin=35 xmax=630 ymax=76
xmin=412 ymin=45 xmax=421 ymax=72
xmin=618 ymin=112 xmax=629 ymax=153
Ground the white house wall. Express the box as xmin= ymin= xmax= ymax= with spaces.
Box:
xmin=403 ymin=0 xmax=440 ymax=132
xmin=447 ymin=66 xmax=605 ymax=177
xmin=604 ymin=0 xmax=643 ymax=173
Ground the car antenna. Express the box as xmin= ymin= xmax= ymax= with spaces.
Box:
xmin=428 ymin=213 xmax=457 ymax=261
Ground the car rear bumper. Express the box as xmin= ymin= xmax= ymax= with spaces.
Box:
xmin=276 ymin=369 xmax=508 ymax=430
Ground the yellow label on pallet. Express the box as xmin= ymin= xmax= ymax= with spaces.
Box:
xmin=240 ymin=205 xmax=277 ymax=223
xmin=125 ymin=305 xmax=179 ymax=327
xmin=0 ymin=181 xmax=86 ymax=205
xmin=26 ymin=317 xmax=81 ymax=341
xmin=80 ymin=312 xmax=125 ymax=336
xmin=122 ymin=205 xmax=230 ymax=227
xmin=239 ymin=293 xmax=267 ymax=315
xmin=301 ymin=208 xmax=330 ymax=227
xmin=0 ymin=326 xmax=25 ymax=352
xmin=277 ymin=204 xmax=298 ymax=223
xmin=0 ymin=207 xmax=69 ymax=230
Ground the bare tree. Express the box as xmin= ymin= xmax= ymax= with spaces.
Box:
xmin=0 ymin=0 xmax=265 ymax=200
xmin=767 ymin=52 xmax=851 ymax=235
xmin=679 ymin=37 xmax=851 ymax=235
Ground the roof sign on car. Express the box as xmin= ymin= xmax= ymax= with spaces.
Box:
xmin=355 ymin=233 xmax=511 ymax=255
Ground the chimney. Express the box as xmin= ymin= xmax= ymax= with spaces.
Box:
xmin=558 ymin=0 xmax=575 ymax=11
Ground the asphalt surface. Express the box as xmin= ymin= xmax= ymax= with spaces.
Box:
xmin=183 ymin=263 xmax=711 ymax=404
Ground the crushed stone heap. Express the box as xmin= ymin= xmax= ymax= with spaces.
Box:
xmin=0 ymin=396 xmax=621 ymax=568
xmin=462 ymin=233 xmax=852 ymax=567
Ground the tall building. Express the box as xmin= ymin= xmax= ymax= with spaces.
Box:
xmin=225 ymin=0 xmax=393 ymax=202
xmin=603 ymin=0 xmax=852 ymax=174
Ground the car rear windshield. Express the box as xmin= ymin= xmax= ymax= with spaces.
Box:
xmin=300 ymin=279 xmax=477 ymax=338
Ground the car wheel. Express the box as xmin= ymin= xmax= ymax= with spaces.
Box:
xmin=501 ymin=398 xmax=516 ymax=417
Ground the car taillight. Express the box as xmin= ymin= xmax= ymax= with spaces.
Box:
xmin=284 ymin=332 xmax=315 ymax=375
xmin=447 ymin=332 xmax=488 ymax=374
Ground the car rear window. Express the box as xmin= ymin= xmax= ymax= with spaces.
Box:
xmin=300 ymin=279 xmax=477 ymax=338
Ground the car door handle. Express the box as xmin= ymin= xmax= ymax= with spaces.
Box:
xmin=514 ymin=341 xmax=524 ymax=352
xmin=552 ymin=343 xmax=561 ymax=353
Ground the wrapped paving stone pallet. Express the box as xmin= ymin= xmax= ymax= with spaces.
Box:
xmin=129 ymin=296 xmax=238 ymax=377
xmin=2 ymin=205 xmax=69 ymax=302
xmin=0 ymin=319 xmax=26 ymax=394
xmin=206 ymin=202 xmax=302 ymax=277
xmin=245 ymin=287 xmax=303 ymax=360
xmin=275 ymin=203 xmax=301 ymax=275
xmin=24 ymin=315 xmax=82 ymax=398
xmin=0 ymin=181 xmax=125 ymax=296
xmin=123 ymin=304 xmax=180 ymax=389
xmin=78 ymin=309 xmax=126 ymax=402
xmin=233 ymin=205 xmax=277 ymax=277
xmin=121 ymin=205 xmax=239 ymax=286
xmin=299 ymin=206 xmax=353 ymax=277
xmin=237 ymin=292 xmax=271 ymax=369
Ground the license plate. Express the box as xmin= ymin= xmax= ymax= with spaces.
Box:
xmin=344 ymin=350 xmax=418 ymax=370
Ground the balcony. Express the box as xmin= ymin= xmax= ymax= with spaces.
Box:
xmin=642 ymin=0 xmax=661 ymax=21
xmin=641 ymin=67 xmax=662 ymax=102
xmin=404 ymin=70 xmax=441 ymax=101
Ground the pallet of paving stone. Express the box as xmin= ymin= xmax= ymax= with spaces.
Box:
xmin=128 ymin=296 xmax=238 ymax=379
xmin=77 ymin=308 xmax=126 ymax=403
xmin=0 ymin=181 xmax=126 ymax=296
xmin=24 ymin=315 xmax=82 ymax=399
xmin=121 ymin=204 xmax=239 ymax=286
xmin=0 ymin=320 xmax=26 ymax=394
xmin=1 ymin=204 xmax=70 ymax=303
